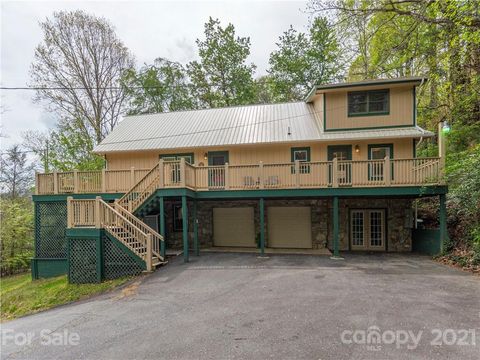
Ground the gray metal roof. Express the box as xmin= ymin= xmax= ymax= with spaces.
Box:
xmin=94 ymin=101 xmax=433 ymax=153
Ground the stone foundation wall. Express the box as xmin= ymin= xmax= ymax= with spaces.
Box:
xmin=160 ymin=197 xmax=413 ymax=253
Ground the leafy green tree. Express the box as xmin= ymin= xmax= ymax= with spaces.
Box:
xmin=123 ymin=58 xmax=196 ymax=114
xmin=0 ymin=145 xmax=35 ymax=198
xmin=0 ymin=197 xmax=34 ymax=275
xmin=23 ymin=127 xmax=104 ymax=172
xmin=187 ymin=17 xmax=257 ymax=108
xmin=268 ymin=17 xmax=342 ymax=101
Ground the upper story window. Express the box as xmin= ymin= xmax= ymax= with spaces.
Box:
xmin=291 ymin=147 xmax=311 ymax=174
xmin=348 ymin=89 xmax=389 ymax=117
xmin=160 ymin=153 xmax=194 ymax=164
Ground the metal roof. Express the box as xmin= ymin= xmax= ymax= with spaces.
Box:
xmin=94 ymin=101 xmax=433 ymax=153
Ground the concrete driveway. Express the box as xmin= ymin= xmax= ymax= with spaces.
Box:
xmin=2 ymin=253 xmax=479 ymax=360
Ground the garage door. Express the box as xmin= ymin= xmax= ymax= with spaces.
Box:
xmin=268 ymin=207 xmax=312 ymax=248
xmin=213 ymin=207 xmax=255 ymax=247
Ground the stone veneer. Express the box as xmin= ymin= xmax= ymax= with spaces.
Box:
xmin=160 ymin=197 xmax=413 ymax=252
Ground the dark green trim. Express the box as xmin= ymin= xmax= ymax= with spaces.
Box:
xmin=323 ymin=93 xmax=327 ymax=131
xmin=324 ymin=124 xmax=414 ymax=132
xmin=439 ymin=194 xmax=447 ymax=254
xmin=182 ymin=195 xmax=189 ymax=262
xmin=347 ymin=111 xmax=390 ymax=117
xmin=188 ymin=186 xmax=447 ymax=199
xmin=66 ymin=228 xmax=102 ymax=237
xmin=159 ymin=196 xmax=166 ymax=258
xmin=413 ymin=86 xmax=416 ymax=126
xmin=305 ymin=77 xmax=426 ymax=102
xmin=33 ymin=193 xmax=123 ymax=202
xmin=160 ymin=152 xmax=195 ymax=164
xmin=96 ymin=234 xmax=103 ymax=283
xmin=333 ymin=196 xmax=339 ymax=257
xmin=31 ymin=258 xmax=67 ymax=279
xmin=413 ymin=138 xmax=417 ymax=158
xmin=259 ymin=198 xmax=265 ymax=256
xmin=193 ymin=199 xmax=199 ymax=256
xmin=207 ymin=151 xmax=229 ymax=165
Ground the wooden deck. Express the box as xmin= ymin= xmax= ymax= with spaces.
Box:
xmin=36 ymin=157 xmax=442 ymax=195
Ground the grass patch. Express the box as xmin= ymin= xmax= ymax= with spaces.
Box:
xmin=1 ymin=273 xmax=131 ymax=322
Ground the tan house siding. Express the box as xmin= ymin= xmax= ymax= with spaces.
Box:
xmin=323 ymin=85 xmax=414 ymax=130
xmin=105 ymin=138 xmax=414 ymax=170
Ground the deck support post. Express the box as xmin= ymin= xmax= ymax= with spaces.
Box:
xmin=53 ymin=171 xmax=59 ymax=194
xmin=259 ymin=198 xmax=265 ymax=256
xmin=159 ymin=196 xmax=166 ymax=259
xmin=95 ymin=196 xmax=101 ymax=229
xmin=439 ymin=193 xmax=447 ymax=254
xmin=259 ymin=161 xmax=264 ymax=189
xmin=130 ymin=167 xmax=135 ymax=188
xmin=180 ymin=158 xmax=186 ymax=187
xmin=182 ymin=195 xmax=189 ymax=262
xmin=332 ymin=196 xmax=341 ymax=258
xmin=332 ymin=158 xmax=338 ymax=187
xmin=193 ymin=199 xmax=199 ymax=256
xmin=101 ymin=169 xmax=106 ymax=193
xmin=67 ymin=196 xmax=73 ymax=228
xmin=158 ymin=159 xmax=164 ymax=188
xmin=146 ymin=234 xmax=153 ymax=271
xmin=384 ymin=156 xmax=391 ymax=186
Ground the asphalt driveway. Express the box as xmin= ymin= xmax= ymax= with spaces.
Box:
xmin=2 ymin=253 xmax=479 ymax=360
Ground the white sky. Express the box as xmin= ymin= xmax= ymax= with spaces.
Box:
xmin=0 ymin=0 xmax=312 ymax=149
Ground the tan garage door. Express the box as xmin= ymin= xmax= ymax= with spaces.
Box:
xmin=268 ymin=207 xmax=312 ymax=248
xmin=213 ymin=207 xmax=255 ymax=247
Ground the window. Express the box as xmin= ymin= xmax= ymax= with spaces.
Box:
xmin=291 ymin=147 xmax=311 ymax=174
xmin=173 ymin=204 xmax=183 ymax=232
xmin=160 ymin=153 xmax=194 ymax=164
xmin=368 ymin=144 xmax=394 ymax=181
xmin=348 ymin=89 xmax=389 ymax=116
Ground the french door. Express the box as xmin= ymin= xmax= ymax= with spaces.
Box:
xmin=350 ymin=209 xmax=386 ymax=251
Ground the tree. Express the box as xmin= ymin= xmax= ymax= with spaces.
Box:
xmin=22 ymin=127 xmax=104 ymax=172
xmin=187 ymin=17 xmax=257 ymax=108
xmin=268 ymin=17 xmax=342 ymax=101
xmin=123 ymin=58 xmax=196 ymax=115
xmin=0 ymin=145 xmax=35 ymax=198
xmin=30 ymin=10 xmax=135 ymax=144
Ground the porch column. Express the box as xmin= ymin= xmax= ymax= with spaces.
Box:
xmin=193 ymin=199 xmax=199 ymax=256
xmin=332 ymin=196 xmax=340 ymax=258
xmin=182 ymin=195 xmax=189 ymax=262
xmin=439 ymin=193 xmax=447 ymax=254
xmin=159 ymin=196 xmax=166 ymax=259
xmin=259 ymin=198 xmax=265 ymax=256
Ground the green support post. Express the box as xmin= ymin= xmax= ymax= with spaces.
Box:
xmin=159 ymin=196 xmax=166 ymax=259
xmin=439 ymin=194 xmax=447 ymax=254
xmin=332 ymin=196 xmax=340 ymax=258
xmin=182 ymin=195 xmax=189 ymax=263
xmin=193 ymin=200 xmax=199 ymax=256
xmin=96 ymin=232 xmax=103 ymax=283
xmin=260 ymin=198 xmax=265 ymax=256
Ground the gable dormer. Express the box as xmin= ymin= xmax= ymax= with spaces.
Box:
xmin=306 ymin=77 xmax=426 ymax=131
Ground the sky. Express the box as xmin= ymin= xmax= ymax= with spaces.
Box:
xmin=0 ymin=0 xmax=312 ymax=150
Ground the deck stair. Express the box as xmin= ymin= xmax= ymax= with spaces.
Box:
xmin=68 ymin=166 xmax=167 ymax=271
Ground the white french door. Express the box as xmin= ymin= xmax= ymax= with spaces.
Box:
xmin=350 ymin=209 xmax=386 ymax=251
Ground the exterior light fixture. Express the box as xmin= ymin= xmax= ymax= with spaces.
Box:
xmin=442 ymin=121 xmax=451 ymax=134
xmin=355 ymin=145 xmax=360 ymax=153
xmin=203 ymin=153 xmax=208 ymax=160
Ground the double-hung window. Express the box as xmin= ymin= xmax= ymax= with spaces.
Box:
xmin=291 ymin=147 xmax=311 ymax=174
xmin=348 ymin=89 xmax=389 ymax=116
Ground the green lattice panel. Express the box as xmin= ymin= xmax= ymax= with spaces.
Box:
xmin=69 ymin=238 xmax=98 ymax=283
xmin=35 ymin=202 xmax=67 ymax=258
xmin=103 ymin=235 xmax=144 ymax=280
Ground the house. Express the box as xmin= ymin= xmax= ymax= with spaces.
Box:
xmin=32 ymin=76 xmax=448 ymax=283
